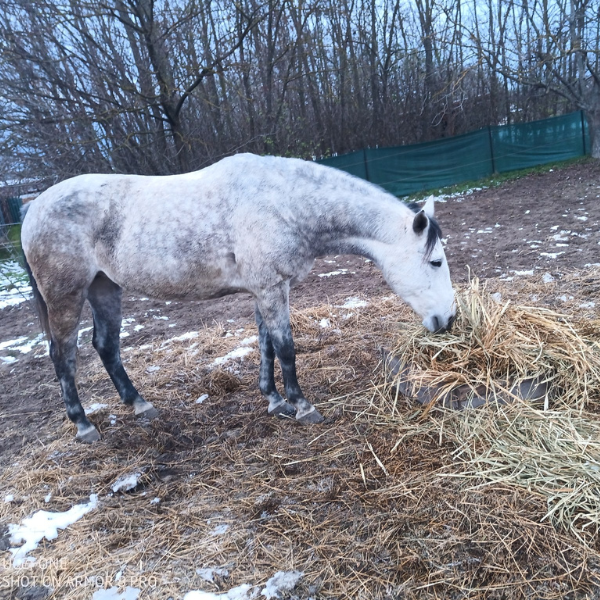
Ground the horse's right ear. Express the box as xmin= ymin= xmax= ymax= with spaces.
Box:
xmin=413 ymin=210 xmax=428 ymax=234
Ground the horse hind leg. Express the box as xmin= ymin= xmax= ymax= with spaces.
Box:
xmin=255 ymin=284 xmax=325 ymax=424
xmin=255 ymin=304 xmax=295 ymax=418
xmin=87 ymin=273 xmax=158 ymax=420
xmin=46 ymin=293 xmax=100 ymax=443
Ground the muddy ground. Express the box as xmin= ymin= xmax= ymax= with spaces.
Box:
xmin=1 ymin=159 xmax=600 ymax=462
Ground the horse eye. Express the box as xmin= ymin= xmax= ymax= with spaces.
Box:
xmin=430 ymin=259 xmax=442 ymax=268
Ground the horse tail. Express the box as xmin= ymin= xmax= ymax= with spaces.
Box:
xmin=21 ymin=204 xmax=51 ymax=340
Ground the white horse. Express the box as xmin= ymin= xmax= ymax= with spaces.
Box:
xmin=21 ymin=153 xmax=455 ymax=442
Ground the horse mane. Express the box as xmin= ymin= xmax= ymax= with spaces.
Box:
xmin=406 ymin=202 xmax=442 ymax=260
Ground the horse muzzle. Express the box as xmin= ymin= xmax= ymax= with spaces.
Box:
xmin=426 ymin=314 xmax=456 ymax=334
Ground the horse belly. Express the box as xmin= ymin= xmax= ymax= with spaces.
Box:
xmin=100 ymin=250 xmax=246 ymax=301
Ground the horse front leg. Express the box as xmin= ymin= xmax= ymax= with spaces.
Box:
xmin=255 ymin=304 xmax=296 ymax=418
xmin=255 ymin=284 xmax=325 ymax=424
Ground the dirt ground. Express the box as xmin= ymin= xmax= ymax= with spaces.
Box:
xmin=1 ymin=158 xmax=600 ymax=598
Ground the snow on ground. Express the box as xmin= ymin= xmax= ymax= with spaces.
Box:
xmin=0 ymin=333 xmax=45 ymax=354
xmin=184 ymin=570 xmax=303 ymax=600
xmin=196 ymin=567 xmax=230 ymax=583
xmin=213 ymin=336 xmax=258 ymax=367
xmin=318 ymin=269 xmax=349 ymax=278
xmin=428 ymin=187 xmax=485 ymax=203
xmin=0 ymin=260 xmax=32 ymax=309
xmin=0 ymin=332 xmax=47 ymax=363
xmin=337 ymin=297 xmax=368 ymax=309
xmin=111 ymin=473 xmax=140 ymax=493
xmin=261 ymin=571 xmax=304 ymax=599
xmin=8 ymin=494 xmax=98 ymax=566
xmin=85 ymin=403 xmax=108 ymax=415
xmin=92 ymin=587 xmax=140 ymax=600
xmin=184 ymin=584 xmax=254 ymax=600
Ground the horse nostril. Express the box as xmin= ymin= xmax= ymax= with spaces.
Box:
xmin=446 ymin=315 xmax=456 ymax=331
xmin=433 ymin=315 xmax=441 ymax=332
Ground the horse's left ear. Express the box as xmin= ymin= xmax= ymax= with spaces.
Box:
xmin=423 ymin=195 xmax=435 ymax=218
xmin=413 ymin=210 xmax=428 ymax=234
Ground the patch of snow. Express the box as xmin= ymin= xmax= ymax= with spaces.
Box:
xmin=196 ymin=567 xmax=230 ymax=583
xmin=196 ymin=394 xmax=209 ymax=404
xmin=540 ymin=252 xmax=564 ymax=259
xmin=0 ymin=261 xmax=32 ymax=309
xmin=111 ymin=473 xmax=140 ymax=493
xmin=491 ymin=293 xmax=502 ymax=303
xmin=576 ymin=216 xmax=588 ymax=221
xmin=44 ymin=493 xmax=52 ymax=503
xmin=165 ymin=331 xmax=199 ymax=344
xmin=5 ymin=494 xmax=14 ymax=503
xmin=77 ymin=326 xmax=94 ymax=343
xmin=543 ymin=273 xmax=555 ymax=283
xmin=134 ymin=325 xmax=144 ymax=331
xmin=184 ymin=584 xmax=254 ymax=600
xmin=1 ymin=356 xmax=17 ymax=364
xmin=153 ymin=315 xmax=169 ymax=320
xmin=150 ymin=497 xmax=161 ymax=505
xmin=213 ymin=339 xmax=257 ymax=367
xmin=92 ymin=587 xmax=140 ymax=600
xmin=319 ymin=318 xmax=330 ymax=328
xmin=318 ymin=269 xmax=348 ymax=278
xmin=0 ymin=333 xmax=45 ymax=354
xmin=8 ymin=494 xmax=98 ymax=566
xmin=513 ymin=270 xmax=533 ymax=276
xmin=261 ymin=571 xmax=304 ymax=599
xmin=338 ymin=297 xmax=368 ymax=309
xmin=580 ymin=302 xmax=596 ymax=309
xmin=84 ymin=403 xmax=108 ymax=415
xmin=211 ymin=524 xmax=229 ymax=535
xmin=146 ymin=366 xmax=160 ymax=373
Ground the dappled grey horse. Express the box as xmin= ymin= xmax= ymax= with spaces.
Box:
xmin=21 ymin=154 xmax=455 ymax=442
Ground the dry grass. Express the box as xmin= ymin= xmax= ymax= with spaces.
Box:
xmin=2 ymin=275 xmax=600 ymax=598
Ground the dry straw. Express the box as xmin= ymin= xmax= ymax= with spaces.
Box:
xmin=385 ymin=278 xmax=600 ymax=542
xmin=387 ymin=277 xmax=600 ymax=412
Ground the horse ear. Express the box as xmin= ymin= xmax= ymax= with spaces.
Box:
xmin=423 ymin=195 xmax=435 ymax=218
xmin=413 ymin=210 xmax=428 ymax=234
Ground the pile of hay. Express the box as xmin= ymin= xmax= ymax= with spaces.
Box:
xmin=386 ymin=278 xmax=600 ymax=411
xmin=384 ymin=278 xmax=600 ymax=541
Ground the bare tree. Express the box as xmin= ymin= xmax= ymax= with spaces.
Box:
xmin=470 ymin=0 xmax=600 ymax=156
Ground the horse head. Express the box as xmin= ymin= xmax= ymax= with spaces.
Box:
xmin=383 ymin=196 xmax=456 ymax=333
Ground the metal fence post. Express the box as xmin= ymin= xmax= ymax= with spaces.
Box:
xmin=581 ymin=110 xmax=587 ymax=155
xmin=487 ymin=126 xmax=496 ymax=174
xmin=363 ymin=148 xmax=371 ymax=182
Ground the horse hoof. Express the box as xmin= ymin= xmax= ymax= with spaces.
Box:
xmin=77 ymin=427 xmax=101 ymax=443
xmin=296 ymin=408 xmax=325 ymax=425
xmin=136 ymin=406 xmax=160 ymax=420
xmin=268 ymin=402 xmax=296 ymax=419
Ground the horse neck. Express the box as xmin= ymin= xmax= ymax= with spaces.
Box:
xmin=310 ymin=188 xmax=409 ymax=260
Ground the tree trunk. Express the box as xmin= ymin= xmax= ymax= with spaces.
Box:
xmin=587 ymin=110 xmax=600 ymax=159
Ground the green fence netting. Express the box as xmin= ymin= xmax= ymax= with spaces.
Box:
xmin=318 ymin=111 xmax=590 ymax=197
